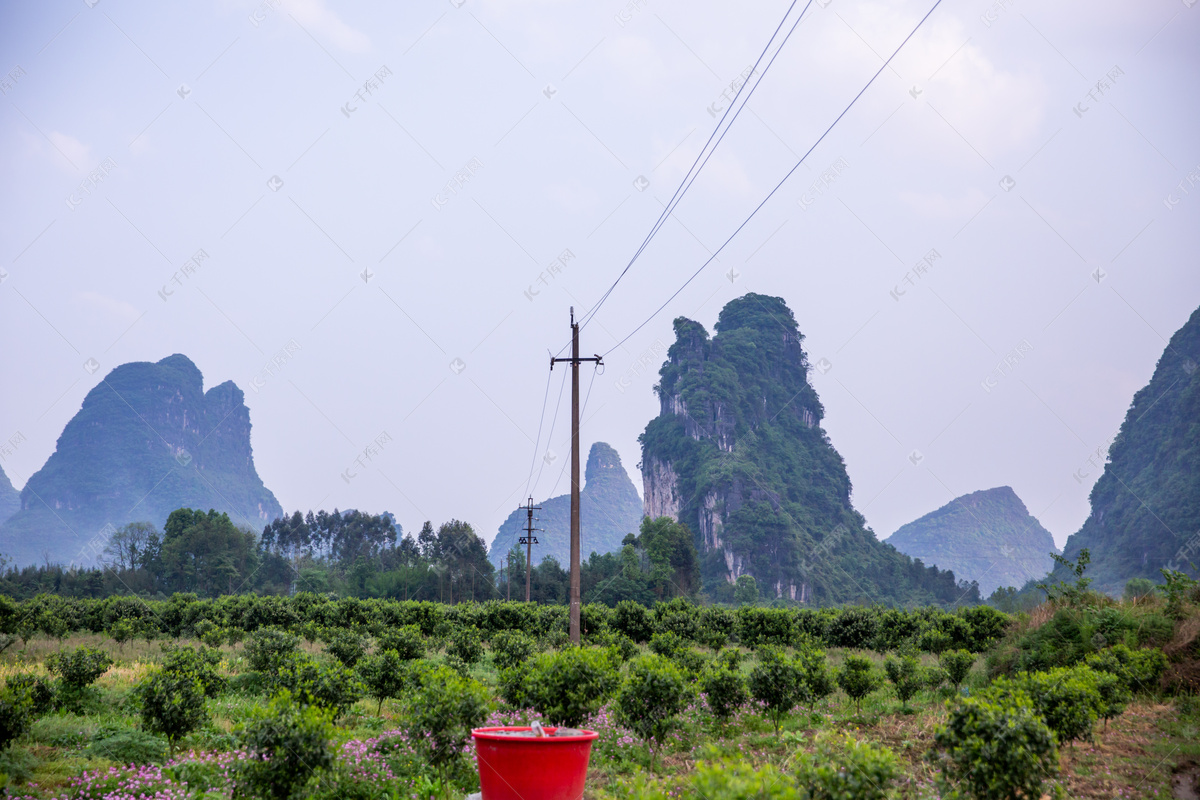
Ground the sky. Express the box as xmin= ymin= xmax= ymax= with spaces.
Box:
xmin=1 ymin=0 xmax=1198 ymax=552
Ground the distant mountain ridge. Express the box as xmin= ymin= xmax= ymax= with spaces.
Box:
xmin=0 ymin=465 xmax=19 ymax=527
xmin=488 ymin=442 xmax=642 ymax=568
xmin=1055 ymin=306 xmax=1200 ymax=594
xmin=884 ymin=486 xmax=1057 ymax=597
xmin=0 ymin=354 xmax=282 ymax=567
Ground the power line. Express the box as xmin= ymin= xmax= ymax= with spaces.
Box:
xmin=578 ymin=0 xmax=814 ymax=335
xmin=523 ymin=367 xmax=553 ymax=500
xmin=531 ymin=366 xmax=569 ymax=497
xmin=602 ymin=0 xmax=946 ymax=358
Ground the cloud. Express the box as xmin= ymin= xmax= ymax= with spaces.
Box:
xmin=47 ymin=132 xmax=91 ymax=170
xmin=287 ymin=0 xmax=371 ymax=53
xmin=72 ymin=291 xmax=141 ymax=324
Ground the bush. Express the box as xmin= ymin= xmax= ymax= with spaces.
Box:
xmin=748 ymin=646 xmax=806 ymax=734
xmin=275 ymin=656 xmax=364 ymax=718
xmin=245 ymin=627 xmax=300 ymax=674
xmin=357 ymin=649 xmax=410 ymax=714
xmin=137 ymin=669 xmax=208 ymax=755
xmin=837 ymin=655 xmax=882 ymax=714
xmin=402 ymin=665 xmax=488 ymax=783
xmin=0 ymin=684 xmax=32 ymax=751
xmin=161 ymin=645 xmax=225 ymax=697
xmin=46 ymin=646 xmax=112 ymax=691
xmin=86 ymin=728 xmax=169 ymax=764
xmin=612 ymin=600 xmax=655 ymax=643
xmin=377 ymin=625 xmax=425 ymax=661
xmin=940 ymin=650 xmax=975 ymax=691
xmin=447 ymin=626 xmax=484 ymax=665
xmin=615 ymin=654 xmax=692 ymax=772
xmin=931 ymin=691 xmax=1060 ymax=800
xmin=4 ymin=673 xmax=56 ymax=715
xmin=793 ymin=734 xmax=900 ymax=800
xmin=526 ymin=647 xmax=620 ymax=726
xmin=648 ymin=631 xmax=685 ymax=659
xmin=991 ymin=667 xmax=1100 ymax=746
xmin=883 ymin=653 xmax=925 ymax=710
xmin=1085 ymin=644 xmax=1167 ymax=693
xmin=236 ymin=691 xmax=335 ymax=800
xmin=490 ymin=629 xmax=536 ymax=671
xmin=699 ymin=662 xmax=748 ymax=722
xmin=826 ymin=607 xmax=877 ymax=649
xmin=324 ymin=629 xmax=366 ymax=668
xmin=798 ymin=646 xmax=836 ymax=712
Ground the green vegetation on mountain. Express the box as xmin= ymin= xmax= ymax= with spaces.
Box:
xmin=0 ymin=465 xmax=18 ymax=527
xmin=885 ymin=487 xmax=1057 ymax=597
xmin=639 ymin=294 xmax=976 ymax=607
xmin=487 ymin=442 xmax=642 ymax=569
xmin=0 ymin=355 xmax=282 ymax=567
xmin=1055 ymin=306 xmax=1200 ymax=595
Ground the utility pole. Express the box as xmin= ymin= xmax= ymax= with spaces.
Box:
xmin=550 ymin=307 xmax=602 ymax=644
xmin=519 ymin=497 xmax=541 ymax=603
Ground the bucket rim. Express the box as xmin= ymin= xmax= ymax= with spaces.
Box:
xmin=472 ymin=726 xmax=599 ymax=743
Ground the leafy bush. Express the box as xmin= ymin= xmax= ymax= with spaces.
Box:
xmin=736 ymin=607 xmax=795 ymax=648
xmin=4 ymin=673 xmax=56 ymax=715
xmin=490 ymin=629 xmax=536 ymax=671
xmin=612 ymin=600 xmax=655 ymax=643
xmin=137 ymin=669 xmax=208 ymax=755
xmin=797 ymin=646 xmax=836 ymax=712
xmin=991 ymin=667 xmax=1100 ymax=745
xmin=699 ymin=661 xmax=748 ymax=722
xmin=826 ymin=607 xmax=877 ymax=649
xmin=837 ymin=655 xmax=882 ymax=714
xmin=275 ymin=656 xmax=364 ymax=718
xmin=1085 ymin=644 xmax=1167 ymax=693
xmin=236 ymin=691 xmax=335 ymax=800
xmin=447 ymin=626 xmax=484 ymax=665
xmin=615 ymin=654 xmax=692 ymax=771
xmin=357 ymin=649 xmax=410 ymax=713
xmin=748 ymin=646 xmax=806 ymax=734
xmin=161 ymin=645 xmax=225 ymax=697
xmin=940 ymin=650 xmax=975 ymax=691
xmin=918 ymin=628 xmax=953 ymax=655
xmin=696 ymin=607 xmax=735 ymax=650
xmin=525 ymin=647 xmax=620 ymax=726
xmin=245 ymin=627 xmax=300 ymax=674
xmin=324 ymin=629 xmax=366 ymax=667
xmin=86 ymin=728 xmax=168 ymax=764
xmin=402 ymin=665 xmax=488 ymax=783
xmin=0 ymin=683 xmax=32 ymax=751
xmin=793 ymin=733 xmax=900 ymax=800
xmin=931 ymin=691 xmax=1060 ymax=800
xmin=377 ymin=625 xmax=425 ymax=660
xmin=883 ymin=653 xmax=925 ymax=710
xmin=648 ymin=631 xmax=686 ymax=659
xmin=46 ymin=646 xmax=112 ymax=691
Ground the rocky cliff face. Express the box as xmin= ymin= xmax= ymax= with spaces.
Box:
xmin=885 ymin=486 xmax=1057 ymax=596
xmin=640 ymin=294 xmax=974 ymax=607
xmin=0 ymin=354 xmax=282 ymax=566
xmin=489 ymin=442 xmax=643 ymax=569
xmin=0 ymin=465 xmax=18 ymax=527
xmin=1055 ymin=306 xmax=1200 ymax=594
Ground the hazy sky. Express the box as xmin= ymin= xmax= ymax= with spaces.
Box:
xmin=2 ymin=0 xmax=1197 ymax=551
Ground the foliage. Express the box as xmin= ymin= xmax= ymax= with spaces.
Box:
xmin=356 ymin=649 xmax=411 ymax=713
xmin=245 ymin=627 xmax=300 ymax=673
xmin=615 ymin=654 xmax=692 ymax=771
xmin=86 ymin=728 xmax=168 ymax=764
xmin=748 ymin=645 xmax=806 ymax=733
xmin=136 ymin=668 xmax=207 ymax=754
xmin=525 ymin=647 xmax=621 ymax=726
xmin=161 ymin=644 xmax=225 ymax=697
xmin=797 ymin=645 xmax=836 ymax=712
xmin=274 ymin=656 xmax=364 ymax=718
xmin=931 ymin=690 xmax=1061 ymax=800
xmin=377 ymin=625 xmax=424 ymax=660
xmin=733 ymin=575 xmax=758 ymax=605
xmin=401 ymin=665 xmax=488 ymax=782
xmin=883 ymin=653 xmax=925 ymax=710
xmin=447 ymin=625 xmax=484 ymax=664
xmin=46 ymin=645 xmax=112 ymax=690
xmin=837 ymin=655 xmax=882 ymax=714
xmin=324 ymin=628 xmax=366 ymax=667
xmin=940 ymin=650 xmax=976 ymax=691
xmin=1084 ymin=643 xmax=1167 ymax=693
xmin=793 ymin=733 xmax=901 ymax=800
xmin=0 ymin=682 xmax=32 ymax=751
xmin=699 ymin=660 xmax=748 ymax=722
xmin=989 ymin=667 xmax=1101 ymax=745
xmin=236 ymin=690 xmax=336 ymax=800
xmin=489 ymin=629 xmax=536 ymax=671
xmin=1123 ymin=577 xmax=1156 ymax=601
xmin=1160 ymin=568 xmax=1199 ymax=619
xmin=4 ymin=673 xmax=56 ymax=715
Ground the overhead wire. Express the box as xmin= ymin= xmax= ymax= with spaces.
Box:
xmin=601 ymin=0 xmax=946 ymax=358
xmin=523 ymin=367 xmax=554 ymax=501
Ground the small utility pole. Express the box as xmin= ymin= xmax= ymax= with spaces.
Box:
xmin=550 ymin=307 xmax=602 ymax=644
xmin=519 ymin=497 xmax=541 ymax=603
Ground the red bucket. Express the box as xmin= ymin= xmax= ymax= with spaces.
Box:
xmin=472 ymin=726 xmax=599 ymax=800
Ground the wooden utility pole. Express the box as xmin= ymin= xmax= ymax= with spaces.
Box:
xmin=519 ymin=497 xmax=541 ymax=603
xmin=550 ymin=308 xmax=601 ymax=644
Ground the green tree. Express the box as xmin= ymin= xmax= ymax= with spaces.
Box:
xmin=137 ymin=668 xmax=207 ymax=755
xmin=47 ymin=645 xmax=112 ymax=691
xmin=939 ymin=650 xmax=975 ymax=692
xmin=699 ymin=660 xmax=748 ymax=723
xmin=733 ymin=575 xmax=758 ymax=605
xmin=377 ymin=625 xmax=425 ymax=661
xmin=490 ymin=630 xmax=536 ymax=671
xmin=526 ymin=647 xmax=620 ymax=727
xmin=447 ymin=626 xmax=484 ymax=665
xmin=245 ymin=627 xmax=300 ymax=673
xmin=275 ymin=656 xmax=364 ymax=719
xmin=158 ymin=508 xmax=260 ymax=596
xmin=402 ymin=665 xmax=488 ymax=785
xmin=883 ymin=653 xmax=925 ymax=711
xmin=236 ymin=691 xmax=335 ymax=800
xmin=615 ymin=654 xmax=691 ymax=772
xmin=797 ymin=646 xmax=836 ymax=713
xmin=748 ymin=646 xmax=806 ymax=734
xmin=357 ymin=649 xmax=409 ymax=714
xmin=837 ymin=655 xmax=881 ymax=715
xmin=324 ymin=629 xmax=366 ymax=668
xmin=637 ymin=517 xmax=700 ymax=599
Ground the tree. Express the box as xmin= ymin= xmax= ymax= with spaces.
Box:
xmin=797 ymin=646 xmax=836 ymax=713
xmin=615 ymin=654 xmax=692 ymax=772
xmin=883 ymin=653 xmax=925 ymax=711
xmin=448 ymin=626 xmax=484 ymax=665
xmin=637 ymin=517 xmax=700 ymax=599
xmin=837 ymin=655 xmax=881 ymax=715
xmin=275 ymin=656 xmax=364 ymax=719
xmin=526 ymin=647 xmax=620 ymax=726
xmin=699 ymin=660 xmax=748 ymax=723
xmin=47 ymin=646 xmax=112 ymax=691
xmin=158 ymin=509 xmax=260 ymax=596
xmin=733 ymin=575 xmax=758 ymax=605
xmin=102 ymin=521 xmax=158 ymax=572
xmin=0 ymin=682 xmax=33 ymax=752
xmin=490 ymin=630 xmax=536 ymax=671
xmin=748 ymin=646 xmax=806 ymax=734
xmin=245 ymin=627 xmax=300 ymax=673
xmin=402 ymin=665 xmax=488 ymax=785
xmin=940 ymin=650 xmax=975 ymax=692
xmin=931 ymin=691 xmax=1060 ymax=800
xmin=991 ymin=667 xmax=1100 ymax=746
xmin=377 ymin=625 xmax=425 ymax=661
xmin=358 ymin=649 xmax=410 ymax=714
xmin=138 ymin=669 xmax=207 ymax=755
xmin=236 ymin=691 xmax=335 ymax=800
xmin=324 ymin=629 xmax=366 ymax=668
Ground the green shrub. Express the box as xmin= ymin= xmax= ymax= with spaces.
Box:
xmin=161 ymin=645 xmax=225 ymax=697
xmin=940 ymin=650 xmax=975 ymax=691
xmin=991 ymin=667 xmax=1100 ymax=745
xmin=357 ymin=649 xmax=410 ymax=714
xmin=699 ymin=662 xmax=748 ymax=722
xmin=324 ymin=629 xmax=366 ymax=668
xmin=609 ymin=632 xmax=640 ymax=662
xmin=4 ymin=673 xmax=56 ymax=715
xmin=236 ymin=691 xmax=335 ymax=800
xmin=377 ymin=625 xmax=425 ymax=660
xmin=526 ymin=647 xmax=620 ymax=726
xmin=87 ymin=728 xmax=169 ymax=764
xmin=918 ymin=627 xmax=953 ymax=655
xmin=696 ymin=607 xmax=735 ymax=649
xmin=883 ymin=653 xmax=925 ymax=710
xmin=648 ymin=631 xmax=685 ymax=659
xmin=798 ymin=646 xmax=836 ymax=712
xmin=1123 ymin=577 xmax=1156 ymax=601
xmin=612 ymin=600 xmax=655 ymax=643
xmin=245 ymin=627 xmax=300 ymax=674
xmin=0 ymin=684 xmax=31 ymax=751
xmin=615 ymin=654 xmax=692 ymax=771
xmin=748 ymin=646 xmax=806 ymax=734
xmin=447 ymin=626 xmax=484 ymax=665
xmin=275 ymin=656 xmax=364 ymax=718
xmin=931 ymin=691 xmax=1060 ymax=800
xmin=490 ymin=629 xmax=536 ymax=671
xmin=46 ymin=646 xmax=112 ymax=691
xmin=837 ymin=655 xmax=882 ymax=714
xmin=137 ymin=669 xmax=208 ymax=755
xmin=1091 ymin=669 xmax=1131 ymax=729
xmin=402 ymin=665 xmax=488 ymax=784
xmin=1085 ymin=644 xmax=1166 ymax=693
xmin=109 ymin=618 xmax=137 ymax=650
xmin=793 ymin=733 xmax=900 ymax=800
xmin=826 ymin=607 xmax=877 ymax=649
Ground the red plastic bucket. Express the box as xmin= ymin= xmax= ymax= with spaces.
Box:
xmin=472 ymin=726 xmax=599 ymax=800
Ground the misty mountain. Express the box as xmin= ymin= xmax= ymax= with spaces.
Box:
xmin=488 ymin=442 xmax=643 ymax=569
xmin=0 ymin=464 xmax=18 ymax=527
xmin=0 ymin=354 xmax=282 ymax=567
xmin=639 ymin=294 xmax=975 ymax=606
xmin=1055 ymin=305 xmax=1200 ymax=594
xmin=885 ymin=486 xmax=1057 ymax=597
